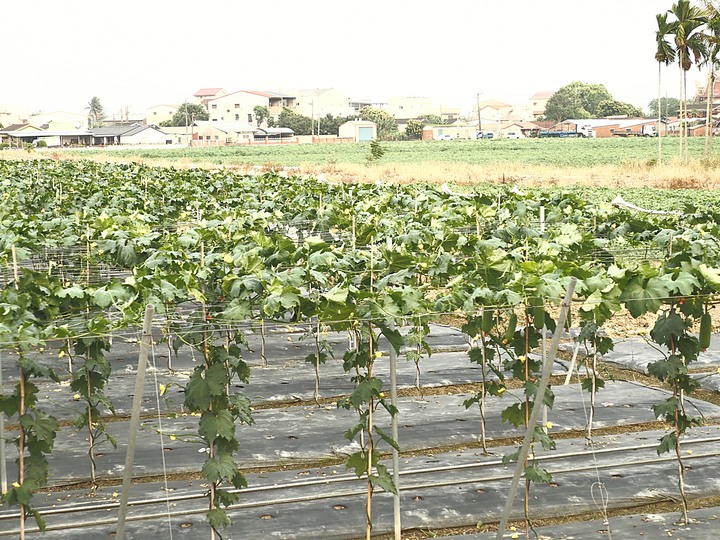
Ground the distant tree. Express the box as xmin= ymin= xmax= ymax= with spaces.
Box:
xmin=254 ymin=106 xmax=271 ymax=127
xmin=595 ymin=99 xmax=644 ymax=118
xmin=647 ymin=97 xmax=681 ymax=117
xmin=405 ymin=119 xmax=424 ymax=140
xmin=420 ymin=114 xmax=443 ymax=125
xmin=359 ymin=106 xmax=398 ymax=140
xmin=278 ymin=107 xmax=312 ymax=135
xmin=160 ymin=103 xmax=209 ymax=127
xmin=86 ymin=96 xmax=105 ymax=127
xmin=318 ymin=113 xmax=350 ymax=135
xmin=543 ymin=82 xmax=613 ymax=122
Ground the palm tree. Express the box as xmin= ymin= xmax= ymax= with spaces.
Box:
xmin=701 ymin=1 xmax=720 ymax=156
xmin=669 ymin=1 xmax=708 ymax=161
xmin=86 ymin=96 xmax=105 ymax=128
xmin=656 ymin=12 xmax=677 ymax=163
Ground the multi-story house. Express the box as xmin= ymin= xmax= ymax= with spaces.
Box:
xmin=293 ymin=88 xmax=353 ymax=119
xmin=205 ymin=91 xmax=296 ymax=125
xmin=146 ymin=104 xmax=180 ymax=126
xmin=193 ymin=88 xmax=227 ymax=105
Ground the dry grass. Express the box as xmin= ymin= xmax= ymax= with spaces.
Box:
xmin=6 ymin=149 xmax=720 ymax=190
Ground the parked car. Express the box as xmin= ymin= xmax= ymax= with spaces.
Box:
xmin=505 ymin=131 xmax=525 ymax=139
xmin=435 ymin=134 xmax=454 ymax=141
xmin=476 ymin=131 xmax=494 ymax=139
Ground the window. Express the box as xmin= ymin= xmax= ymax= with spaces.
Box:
xmin=235 ymin=104 xmax=240 ymax=108
xmin=214 ymin=135 xmax=219 ymax=140
xmin=211 ymin=104 xmax=217 ymax=109
xmin=248 ymin=113 xmax=252 ymax=122
xmin=235 ymin=114 xmax=239 ymax=121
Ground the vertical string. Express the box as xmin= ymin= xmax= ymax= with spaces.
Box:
xmin=149 ymin=338 xmax=174 ymax=540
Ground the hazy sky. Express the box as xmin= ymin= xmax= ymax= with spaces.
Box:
xmin=2 ymin=0 xmax=706 ymax=116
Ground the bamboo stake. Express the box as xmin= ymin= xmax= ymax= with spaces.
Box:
xmin=116 ymin=304 xmax=155 ymax=539
xmin=496 ymin=278 xmax=577 ymax=540
xmin=12 ymin=245 xmax=26 ymax=540
xmin=389 ymin=322 xmax=401 ymax=540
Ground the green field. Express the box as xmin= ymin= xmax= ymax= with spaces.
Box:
xmin=67 ymin=137 xmax=713 ymax=168
xmin=58 ymin=136 xmax=720 ymax=212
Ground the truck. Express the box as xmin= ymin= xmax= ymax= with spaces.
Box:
xmin=611 ymin=125 xmax=657 ymax=137
xmin=538 ymin=124 xmax=594 ymax=138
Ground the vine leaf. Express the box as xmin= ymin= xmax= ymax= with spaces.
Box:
xmin=207 ymin=508 xmax=231 ymax=529
xmin=371 ymin=464 xmax=398 ymax=495
xmin=199 ymin=410 xmax=235 ymax=445
xmin=619 ymin=276 xmax=669 ymax=318
xmin=657 ymin=432 xmax=677 ymax=455
xmin=346 ymin=451 xmax=367 ymax=476
xmin=202 ymin=454 xmax=238 ymax=483
xmin=650 ymin=311 xmax=685 ymax=346
xmin=525 ymin=463 xmax=552 ymax=484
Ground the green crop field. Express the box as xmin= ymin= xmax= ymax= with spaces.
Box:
xmin=67 ymin=137 xmax=711 ymax=168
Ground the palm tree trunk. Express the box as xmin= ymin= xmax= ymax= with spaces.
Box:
xmin=683 ymin=70 xmax=690 ymax=162
xmin=679 ymin=65 xmax=684 ymax=160
xmin=706 ymin=72 xmax=712 ymax=156
xmin=658 ymin=62 xmax=663 ymax=163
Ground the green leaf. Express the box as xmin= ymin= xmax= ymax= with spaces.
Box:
xmin=199 ymin=410 xmax=235 ymax=445
xmin=650 ymin=311 xmax=685 ymax=347
xmin=202 ymin=454 xmax=238 ymax=483
xmin=375 ymin=425 xmax=400 ymax=453
xmin=580 ymin=376 xmax=605 ymax=393
xmin=652 ymin=397 xmax=678 ymax=421
xmin=501 ymin=403 xmax=526 ymax=428
xmin=322 ymin=285 xmax=348 ymax=304
xmin=502 ymin=448 xmax=520 ymax=465
xmin=348 ymin=377 xmax=382 ymax=407
xmin=533 ymin=426 xmax=556 ymax=450
xmin=648 ymin=355 xmax=686 ymax=382
xmin=379 ymin=324 xmax=404 ymax=354
xmin=207 ymin=508 xmax=231 ymax=529
xmin=525 ymin=463 xmax=552 ymax=484
xmin=657 ymin=432 xmax=677 ymax=455
xmin=619 ymin=275 xmax=669 ymax=318
xmin=346 ymin=450 xmax=367 ymax=477
xmin=56 ymin=285 xmax=85 ymax=299
xmin=699 ymin=264 xmax=720 ymax=291
xmin=370 ymin=464 xmax=398 ymax=495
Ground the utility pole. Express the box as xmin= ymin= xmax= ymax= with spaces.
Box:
xmin=476 ymin=93 xmax=482 ymax=133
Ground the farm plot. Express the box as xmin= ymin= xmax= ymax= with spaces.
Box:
xmin=1 ymin=158 xmax=720 ymax=539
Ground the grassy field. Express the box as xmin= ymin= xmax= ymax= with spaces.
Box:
xmin=7 ymin=135 xmax=720 ymax=210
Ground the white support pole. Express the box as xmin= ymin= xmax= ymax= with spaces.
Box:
xmin=116 ymin=304 xmax=155 ymax=539
xmin=496 ymin=278 xmax=576 ymax=540
xmin=389 ymin=323 xmax=401 ymax=540
xmin=563 ymin=340 xmax=582 ymax=386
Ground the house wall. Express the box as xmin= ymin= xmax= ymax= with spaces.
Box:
xmin=206 ymin=92 xmax=267 ymax=124
xmin=338 ymin=121 xmax=376 ymax=142
xmin=30 ymin=112 xmax=88 ymax=130
xmin=146 ymin=105 xmax=178 ymax=125
xmin=294 ymin=89 xmax=353 ymax=118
